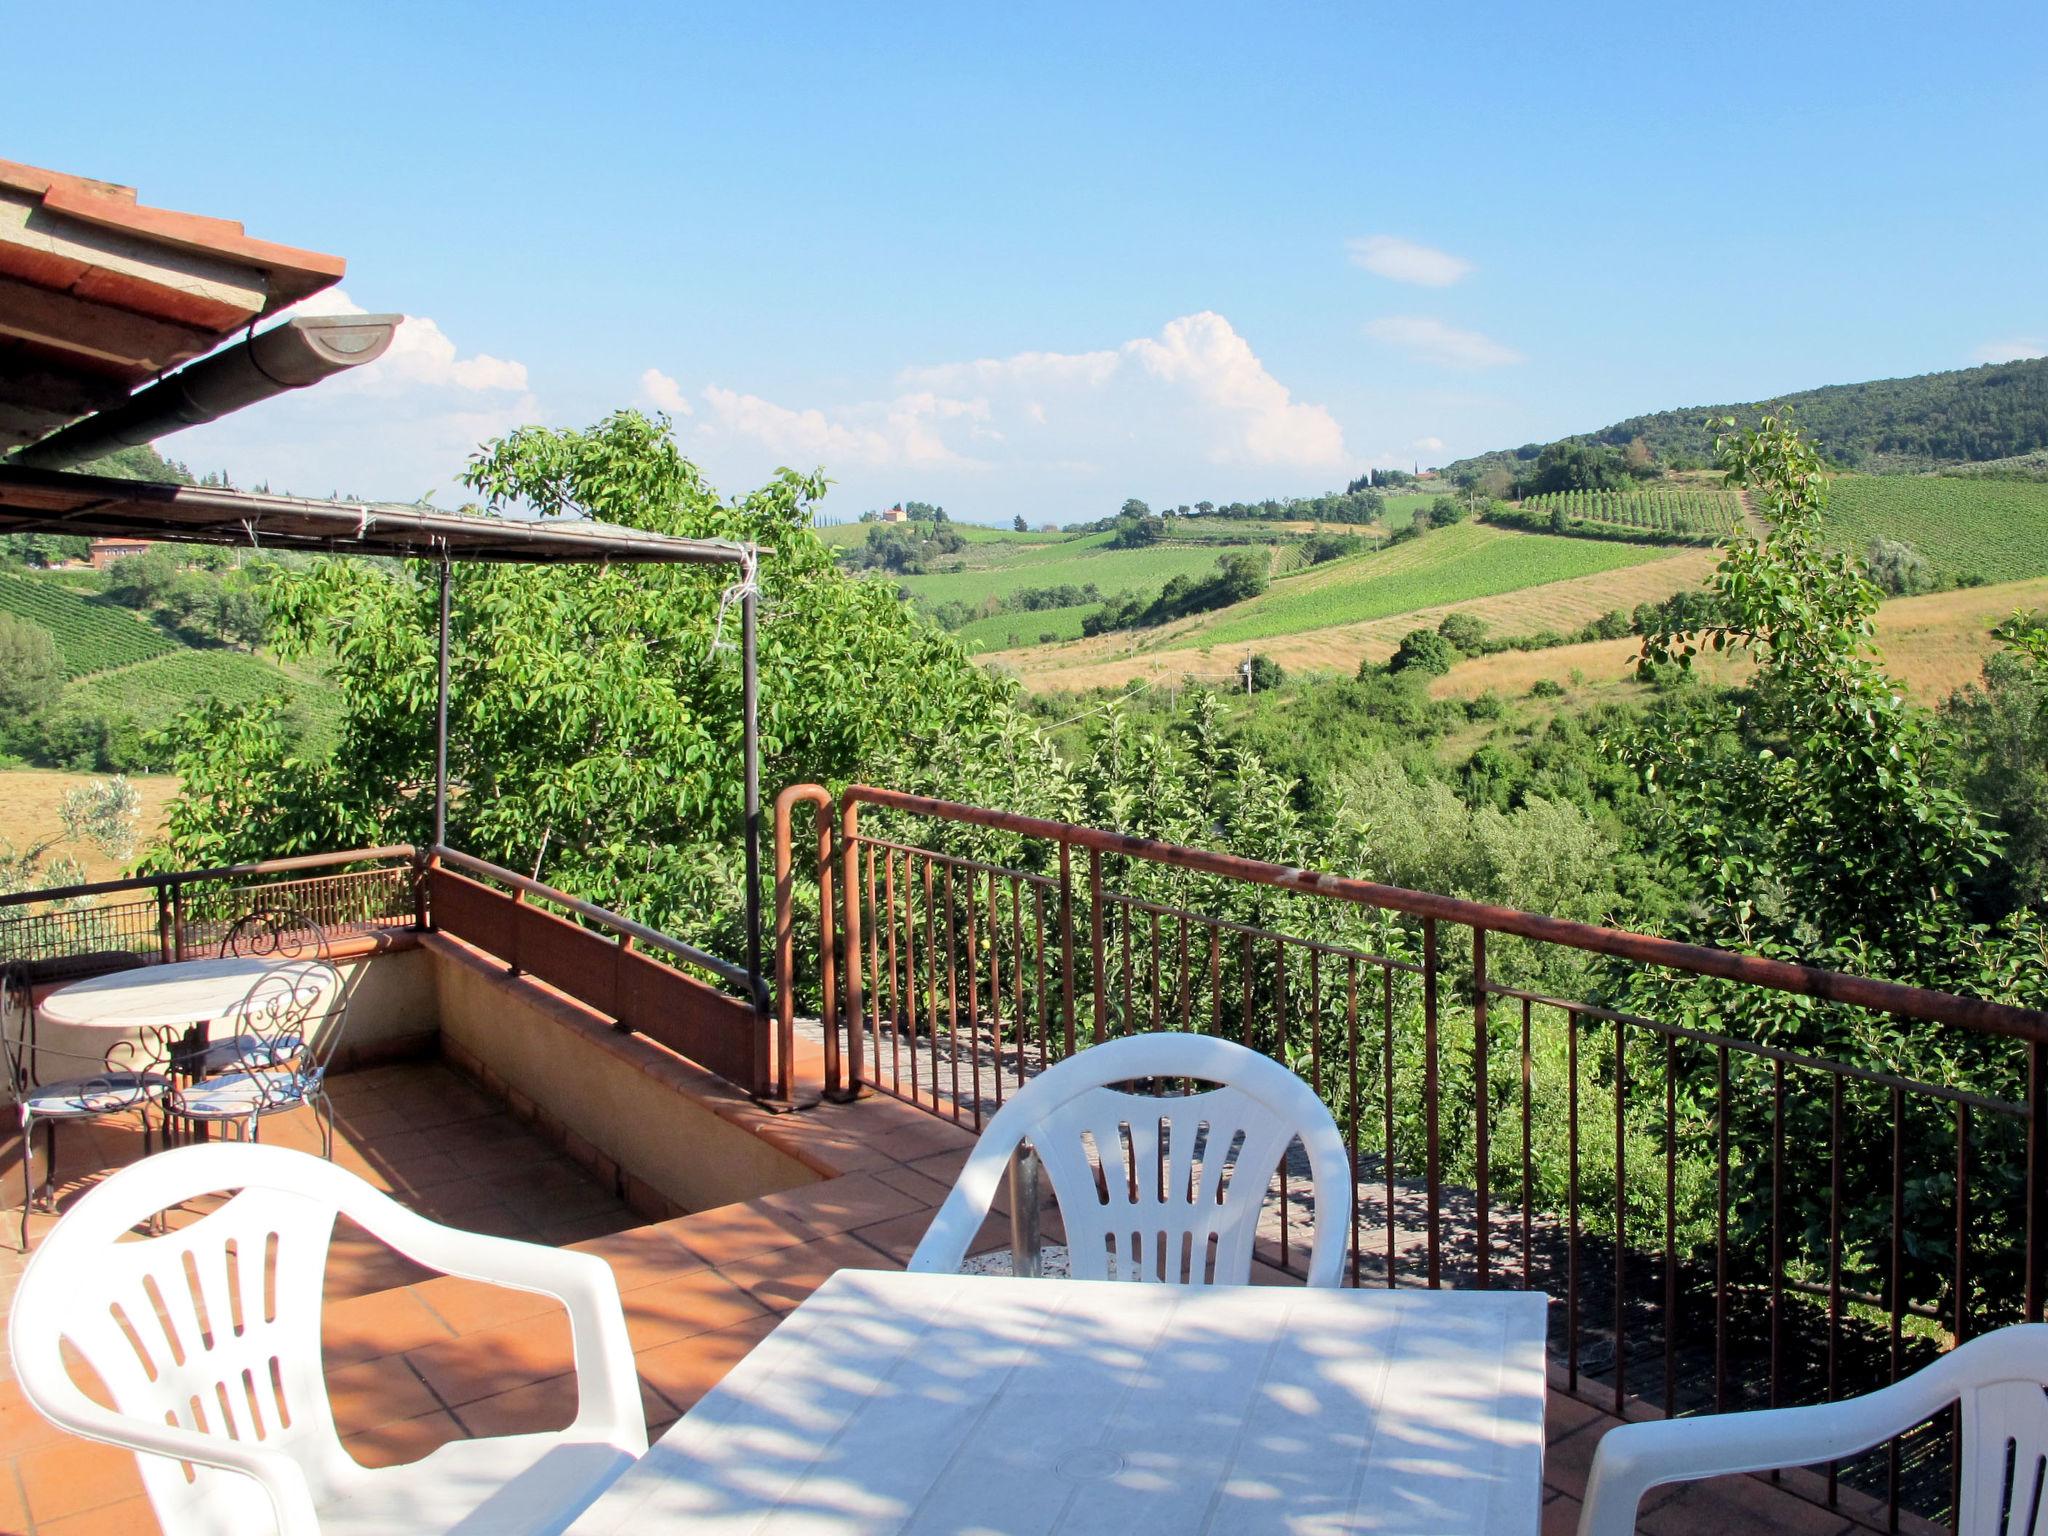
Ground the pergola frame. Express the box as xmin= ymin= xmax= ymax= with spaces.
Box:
xmin=0 ymin=463 xmax=771 ymax=1025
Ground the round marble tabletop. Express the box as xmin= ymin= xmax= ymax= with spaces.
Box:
xmin=37 ymin=955 xmax=288 ymax=1032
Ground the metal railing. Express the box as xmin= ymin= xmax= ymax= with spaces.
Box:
xmin=0 ymin=846 xmax=420 ymax=966
xmin=771 ymin=782 xmax=2048 ymax=1531
xmin=0 ymin=842 xmax=774 ymax=1096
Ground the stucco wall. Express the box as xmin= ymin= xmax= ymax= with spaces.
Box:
xmin=426 ymin=935 xmax=817 ymax=1215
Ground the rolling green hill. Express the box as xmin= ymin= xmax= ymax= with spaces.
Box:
xmin=1180 ymin=523 xmax=1669 ymax=649
xmin=1445 ymin=357 xmax=2048 ymax=479
xmin=0 ymin=574 xmax=177 ymax=676
xmin=1824 ymin=475 xmax=2048 ymax=584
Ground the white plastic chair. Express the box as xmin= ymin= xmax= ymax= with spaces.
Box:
xmin=1578 ymin=1325 xmax=2048 ymax=1535
xmin=908 ymin=1032 xmax=1352 ymax=1287
xmin=10 ymin=1141 xmax=646 ymax=1536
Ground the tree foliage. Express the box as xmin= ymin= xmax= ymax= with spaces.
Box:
xmin=145 ymin=410 xmax=1039 ymax=945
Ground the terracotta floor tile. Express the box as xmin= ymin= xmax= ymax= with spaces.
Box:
xmin=1638 ymin=1476 xmax=1858 ymax=1536
xmin=0 ymin=1460 xmax=28 ymax=1533
xmin=842 ymin=1209 xmax=937 ymax=1266
xmin=341 ymin=1407 xmax=469 ymax=1470
xmin=534 ymin=1210 xmax=634 ymax=1247
xmin=718 ymin=1232 xmax=895 ymax=1314
xmin=571 ymin=1225 xmax=706 ymax=1294
xmin=758 ymin=1170 xmax=931 ymax=1238
xmin=870 ymin=1163 xmax=955 ymax=1210
xmin=16 ymin=1432 xmax=144 ymax=1523
xmin=406 ymin=1311 xmax=575 ymax=1408
xmin=325 ymin=1353 xmax=441 ymax=1436
xmin=633 ymin=1313 xmax=782 ymax=1414
xmin=322 ymin=1287 xmax=454 ymax=1368
xmin=38 ymin=1492 xmax=157 ymax=1534
xmin=453 ymin=1372 xmax=577 ymax=1439
xmin=661 ymin=1201 xmax=818 ymax=1267
xmin=409 ymin=1274 xmax=560 ymax=1337
xmin=620 ymin=1267 xmax=768 ymax=1352
xmin=1540 ymin=1490 xmax=1583 ymax=1535
xmin=0 ymin=1379 xmax=67 ymax=1457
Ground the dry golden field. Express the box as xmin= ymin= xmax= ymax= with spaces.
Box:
xmin=0 ymin=769 xmax=179 ymax=883
xmin=1429 ymin=576 xmax=2048 ymax=706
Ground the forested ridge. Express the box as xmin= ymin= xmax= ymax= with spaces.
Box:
xmin=1444 ymin=356 xmax=2048 ymax=478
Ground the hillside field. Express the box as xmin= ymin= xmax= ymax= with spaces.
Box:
xmin=1824 ymin=475 xmax=2048 ymax=583
xmin=1429 ymin=576 xmax=2048 ymax=709
xmin=895 ymin=540 xmax=1228 ymax=608
xmin=0 ymin=573 xmax=176 ymax=676
xmin=1177 ymin=523 xmax=1670 ymax=648
xmin=0 ymin=768 xmax=179 ymax=881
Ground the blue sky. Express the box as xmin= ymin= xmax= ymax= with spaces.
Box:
xmin=10 ymin=2 xmax=2046 ymax=522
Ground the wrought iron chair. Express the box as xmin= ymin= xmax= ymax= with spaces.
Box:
xmin=908 ymin=1032 xmax=1352 ymax=1286
xmin=10 ymin=1141 xmax=645 ymax=1536
xmin=218 ymin=904 xmax=328 ymax=961
xmin=163 ymin=960 xmax=346 ymax=1157
xmin=171 ymin=905 xmax=334 ymax=1082
xmin=1 ymin=962 xmax=171 ymax=1250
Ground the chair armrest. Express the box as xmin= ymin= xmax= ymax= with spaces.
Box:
xmin=28 ymin=1394 xmax=320 ymax=1535
xmin=330 ymin=1191 xmax=646 ymax=1454
xmin=1578 ymin=1379 xmax=1960 ymax=1536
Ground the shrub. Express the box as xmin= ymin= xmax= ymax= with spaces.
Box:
xmin=1389 ymin=629 xmax=1455 ymax=675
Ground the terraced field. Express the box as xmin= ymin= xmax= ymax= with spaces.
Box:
xmin=0 ymin=573 xmax=175 ymax=676
xmin=994 ymin=536 xmax=1714 ymax=692
xmin=895 ymin=540 xmax=1225 ymax=607
xmin=1522 ymin=485 xmax=1742 ymax=541
xmin=1178 ymin=523 xmax=1670 ymax=648
xmin=1824 ymin=475 xmax=2048 ymax=583
xmin=953 ymin=602 xmax=1098 ymax=651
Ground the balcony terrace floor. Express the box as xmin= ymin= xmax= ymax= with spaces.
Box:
xmin=0 ymin=1058 xmax=1921 ymax=1536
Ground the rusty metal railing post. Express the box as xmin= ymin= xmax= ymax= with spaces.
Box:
xmin=1088 ymin=847 xmax=1107 ymax=1045
xmin=2029 ymin=1041 xmax=2047 ymax=1322
xmin=170 ymin=880 xmax=187 ymax=961
xmin=771 ymin=784 xmax=840 ymax=1108
xmin=839 ymin=796 xmax=868 ymax=1101
xmin=1057 ymin=843 xmax=1078 ymax=1058
xmin=1422 ymin=916 xmax=1439 ymax=1288
xmin=411 ymin=846 xmax=431 ymax=931
xmin=155 ymin=879 xmax=174 ymax=962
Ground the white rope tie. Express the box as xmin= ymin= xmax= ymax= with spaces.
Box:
xmin=709 ymin=542 xmax=760 ymax=656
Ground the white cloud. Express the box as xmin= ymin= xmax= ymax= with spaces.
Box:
xmin=639 ymin=367 xmax=694 ymax=416
xmin=663 ymin=313 xmax=1350 ymax=515
xmin=697 ymin=386 xmax=979 ymax=468
xmin=1973 ymin=337 xmax=2047 ymax=364
xmin=166 ymin=288 xmax=537 ymax=500
xmin=1365 ymin=315 xmax=1525 ymax=370
xmin=1347 ymin=235 xmax=1474 ymax=288
xmin=1412 ymin=435 xmax=1446 ymax=452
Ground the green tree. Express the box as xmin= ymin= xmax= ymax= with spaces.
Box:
xmin=1625 ymin=413 xmax=1993 ymax=969
xmin=1389 ymin=629 xmax=1455 ymax=675
xmin=146 ymin=410 xmax=1049 ymax=946
xmin=1012 ymin=515 xmax=1028 ymax=533
xmin=0 ymin=615 xmax=62 ymax=722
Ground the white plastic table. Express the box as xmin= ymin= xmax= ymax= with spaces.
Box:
xmin=38 ymin=955 xmax=285 ymax=1034
xmin=569 ymin=1271 xmax=1550 ymax=1535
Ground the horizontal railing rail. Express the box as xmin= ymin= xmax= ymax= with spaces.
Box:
xmin=767 ymin=781 xmax=2047 ymax=1532
xmin=1 ymin=841 xmax=772 ymax=1098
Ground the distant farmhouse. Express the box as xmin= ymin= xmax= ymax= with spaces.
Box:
xmin=879 ymin=505 xmax=908 ymax=523
xmin=88 ymin=537 xmax=151 ymax=569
